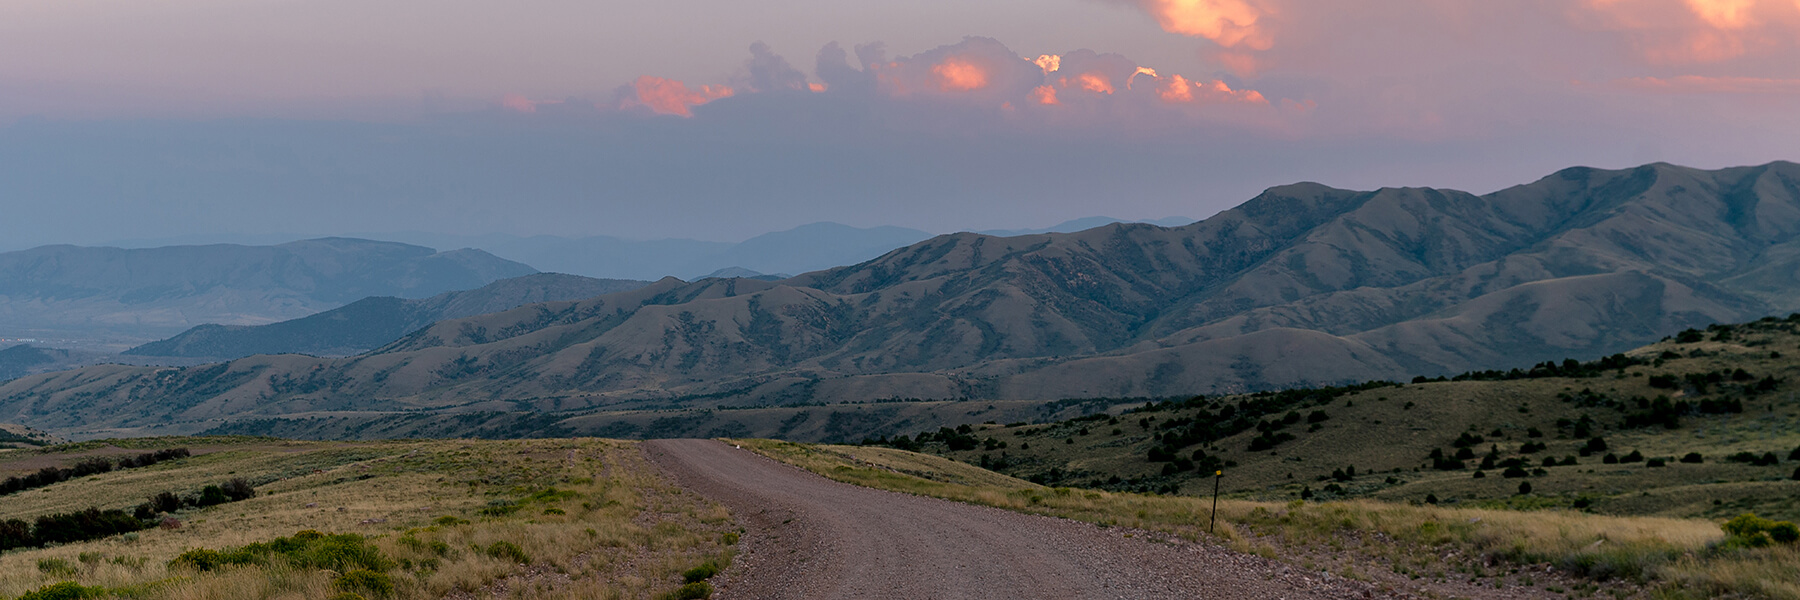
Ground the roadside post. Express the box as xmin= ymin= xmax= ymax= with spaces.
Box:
xmin=1209 ymin=469 xmax=1222 ymax=534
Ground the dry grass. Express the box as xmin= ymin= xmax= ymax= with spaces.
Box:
xmin=0 ymin=438 xmax=733 ymax=600
xmin=737 ymin=438 xmax=1799 ymax=599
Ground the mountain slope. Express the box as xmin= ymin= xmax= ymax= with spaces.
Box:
xmin=123 ymin=273 xmax=649 ymax=359
xmin=4 ymin=162 xmax=1799 ymax=438
xmin=0 ymin=238 xmax=536 ymax=342
xmin=0 ymin=422 xmax=63 ymax=447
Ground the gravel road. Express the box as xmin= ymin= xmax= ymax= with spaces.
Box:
xmin=644 ymin=439 xmax=1383 ymax=600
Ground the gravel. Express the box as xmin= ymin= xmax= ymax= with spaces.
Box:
xmin=644 ymin=439 xmax=1391 ymax=600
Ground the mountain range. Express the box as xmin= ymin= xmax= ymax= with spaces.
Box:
xmin=364 ymin=222 xmax=935 ymax=281
xmin=96 ymin=218 xmax=1191 ymax=282
xmin=122 ymin=273 xmax=649 ymax=359
xmin=0 ymin=238 xmax=534 ymax=344
xmin=2 ymin=161 xmax=1796 ymax=440
xmin=367 ymin=218 xmax=1191 ymax=282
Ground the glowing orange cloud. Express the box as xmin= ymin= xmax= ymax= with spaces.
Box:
xmin=1030 ymin=85 xmax=1060 ymax=105
xmin=629 ymin=76 xmax=734 ymax=117
xmin=808 ymin=82 xmax=828 ymax=92
xmin=1075 ymin=72 xmax=1116 ymax=94
xmin=1685 ymin=0 xmax=1757 ymax=27
xmin=1158 ymin=74 xmax=1268 ymax=104
xmin=1033 ymin=54 xmax=1063 ymax=74
xmin=932 ymin=57 xmax=990 ymax=92
xmin=1129 ymin=0 xmax=1274 ymax=50
xmin=1127 ymin=67 xmax=1158 ymax=90
xmin=1580 ymin=0 xmax=1800 ymax=63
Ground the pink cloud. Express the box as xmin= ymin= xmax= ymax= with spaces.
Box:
xmin=621 ymin=76 xmax=735 ymax=117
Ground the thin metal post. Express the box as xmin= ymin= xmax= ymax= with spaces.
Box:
xmin=1208 ymin=469 xmax=1222 ymax=534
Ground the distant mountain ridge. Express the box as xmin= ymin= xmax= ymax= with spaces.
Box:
xmin=0 ymin=237 xmax=535 ymax=342
xmin=4 ymin=161 xmax=1799 ymax=440
xmin=375 ymin=222 xmax=935 ymax=281
xmin=974 ymin=216 xmax=1193 ymax=236
xmin=125 ymin=273 xmax=649 ymax=359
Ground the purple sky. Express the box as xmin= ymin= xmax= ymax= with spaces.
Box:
xmin=2 ymin=0 xmax=1796 ymax=245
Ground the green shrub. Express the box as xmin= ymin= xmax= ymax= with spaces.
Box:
xmin=484 ymin=541 xmax=530 ymax=564
xmin=721 ymin=531 xmax=740 ymax=545
xmin=196 ymin=485 xmax=231 ymax=507
xmin=433 ymin=515 xmax=470 ymax=526
xmin=169 ymin=548 xmax=224 ymax=571
xmin=36 ymin=558 xmax=77 ymax=577
xmin=251 ymin=532 xmax=393 ymax=572
xmin=663 ymin=582 xmax=713 ymax=600
xmin=334 ymin=569 xmax=395 ymax=599
xmin=169 ymin=547 xmax=261 ymax=571
xmin=17 ymin=582 xmax=106 ymax=600
xmin=682 ymin=560 xmax=720 ymax=583
xmin=1722 ymin=513 xmax=1800 ymax=548
xmin=175 ymin=531 xmax=392 ymax=573
xmin=1772 ymin=522 xmax=1800 ymax=544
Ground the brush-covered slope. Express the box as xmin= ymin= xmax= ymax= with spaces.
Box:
xmin=123 ymin=273 xmax=649 ymax=359
xmin=0 ymin=422 xmax=63 ymax=447
xmin=891 ymin=315 xmax=1800 ymax=522
xmin=3 ymin=162 xmax=1799 ymax=438
xmin=0 ymin=237 xmax=536 ymax=341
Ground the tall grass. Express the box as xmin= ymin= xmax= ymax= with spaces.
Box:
xmin=736 ymin=438 xmax=1798 ymax=599
xmin=0 ymin=438 xmax=734 ymax=600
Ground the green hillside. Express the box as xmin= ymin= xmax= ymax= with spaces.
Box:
xmin=0 ymin=437 xmax=732 ymax=599
xmin=867 ymin=314 xmax=1800 ymax=521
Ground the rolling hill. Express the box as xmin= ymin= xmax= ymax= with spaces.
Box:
xmin=875 ymin=314 xmax=1800 ymax=522
xmin=2 ymin=161 xmax=1798 ymax=439
xmin=0 ymin=238 xmax=536 ymax=344
xmin=122 ymin=273 xmax=649 ymax=359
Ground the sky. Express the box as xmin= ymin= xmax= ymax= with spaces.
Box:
xmin=1 ymin=0 xmax=1797 ymax=245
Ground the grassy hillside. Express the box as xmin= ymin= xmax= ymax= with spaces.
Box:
xmin=865 ymin=315 xmax=1800 ymax=524
xmin=0 ymin=437 xmax=734 ymax=600
xmin=737 ymin=439 xmax=1799 ymax=599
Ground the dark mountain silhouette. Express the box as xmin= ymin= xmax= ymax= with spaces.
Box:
xmin=4 ymin=162 xmax=1799 ymax=439
xmin=124 ymin=273 xmax=649 ymax=359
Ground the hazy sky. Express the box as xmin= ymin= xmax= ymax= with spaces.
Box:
xmin=2 ymin=0 xmax=1796 ymax=245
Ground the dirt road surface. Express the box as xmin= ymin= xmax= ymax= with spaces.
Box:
xmin=645 ymin=439 xmax=1382 ymax=600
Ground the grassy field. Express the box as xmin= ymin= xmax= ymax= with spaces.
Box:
xmin=0 ymin=437 xmax=734 ymax=600
xmin=867 ymin=317 xmax=1800 ymax=523
xmin=735 ymin=438 xmax=1800 ymax=599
